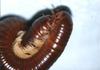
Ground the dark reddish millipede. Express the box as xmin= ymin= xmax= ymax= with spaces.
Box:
xmin=0 ymin=5 xmax=73 ymax=70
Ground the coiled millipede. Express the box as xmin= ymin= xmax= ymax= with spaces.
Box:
xmin=0 ymin=5 xmax=73 ymax=70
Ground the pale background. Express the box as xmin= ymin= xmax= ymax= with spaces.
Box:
xmin=1 ymin=0 xmax=100 ymax=70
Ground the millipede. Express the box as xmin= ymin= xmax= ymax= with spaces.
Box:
xmin=0 ymin=5 xmax=73 ymax=70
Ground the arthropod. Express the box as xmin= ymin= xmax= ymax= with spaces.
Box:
xmin=0 ymin=5 xmax=73 ymax=70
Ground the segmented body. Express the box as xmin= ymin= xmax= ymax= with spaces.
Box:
xmin=0 ymin=5 xmax=73 ymax=70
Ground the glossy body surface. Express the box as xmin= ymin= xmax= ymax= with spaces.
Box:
xmin=0 ymin=5 xmax=73 ymax=70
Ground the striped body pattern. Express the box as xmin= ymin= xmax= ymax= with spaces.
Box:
xmin=0 ymin=5 xmax=73 ymax=70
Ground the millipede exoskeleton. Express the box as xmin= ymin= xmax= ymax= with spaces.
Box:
xmin=0 ymin=5 xmax=73 ymax=70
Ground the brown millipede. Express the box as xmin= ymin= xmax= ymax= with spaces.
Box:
xmin=0 ymin=5 xmax=73 ymax=70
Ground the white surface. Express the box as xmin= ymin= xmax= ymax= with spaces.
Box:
xmin=1 ymin=0 xmax=100 ymax=70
